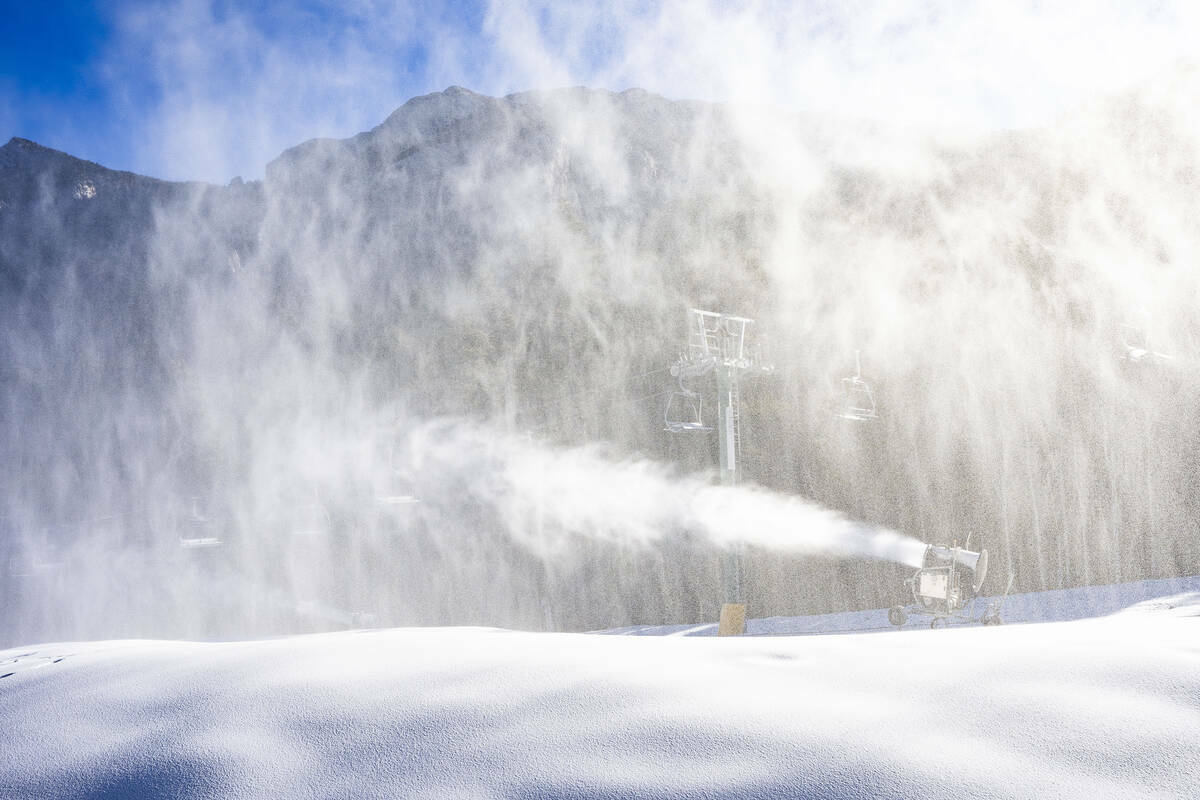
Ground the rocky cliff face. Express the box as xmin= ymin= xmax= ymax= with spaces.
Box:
xmin=3 ymin=79 xmax=1200 ymax=643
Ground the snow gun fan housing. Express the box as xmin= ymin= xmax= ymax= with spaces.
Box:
xmin=916 ymin=545 xmax=988 ymax=611
xmin=888 ymin=543 xmax=1005 ymax=628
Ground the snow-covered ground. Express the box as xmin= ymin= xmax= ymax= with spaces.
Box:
xmin=607 ymin=575 xmax=1200 ymax=636
xmin=3 ymin=578 xmax=1199 ymax=799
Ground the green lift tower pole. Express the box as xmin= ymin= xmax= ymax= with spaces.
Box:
xmin=716 ymin=362 xmax=742 ymax=607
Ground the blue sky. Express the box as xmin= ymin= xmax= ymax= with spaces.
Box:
xmin=1 ymin=0 xmax=491 ymax=180
xmin=3 ymin=1 xmax=1198 ymax=183
xmin=2 ymin=2 xmax=114 ymax=154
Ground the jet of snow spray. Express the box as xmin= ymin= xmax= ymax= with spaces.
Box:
xmin=400 ymin=421 xmax=927 ymax=569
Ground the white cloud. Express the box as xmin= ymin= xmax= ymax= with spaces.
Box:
xmin=478 ymin=0 xmax=1200 ymax=132
xmin=100 ymin=0 xmax=443 ymax=181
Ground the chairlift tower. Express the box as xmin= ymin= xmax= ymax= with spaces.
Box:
xmin=666 ymin=309 xmax=773 ymax=634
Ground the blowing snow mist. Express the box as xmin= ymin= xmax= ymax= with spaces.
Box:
xmin=4 ymin=72 xmax=1200 ymax=644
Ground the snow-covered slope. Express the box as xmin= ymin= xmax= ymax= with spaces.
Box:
xmin=606 ymin=575 xmax=1200 ymax=636
xmin=3 ymin=580 xmax=1198 ymax=799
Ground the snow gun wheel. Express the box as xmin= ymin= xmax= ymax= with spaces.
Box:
xmin=887 ymin=606 xmax=907 ymax=627
xmin=982 ymin=614 xmax=1003 ymax=626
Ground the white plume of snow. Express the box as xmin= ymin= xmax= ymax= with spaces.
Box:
xmin=416 ymin=421 xmax=927 ymax=567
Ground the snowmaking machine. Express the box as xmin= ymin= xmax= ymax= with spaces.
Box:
xmin=887 ymin=541 xmax=1010 ymax=628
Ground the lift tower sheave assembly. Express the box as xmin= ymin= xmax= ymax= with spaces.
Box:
xmin=666 ymin=309 xmax=773 ymax=635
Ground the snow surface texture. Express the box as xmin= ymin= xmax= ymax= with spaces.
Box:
xmin=3 ymin=580 xmax=1199 ymax=799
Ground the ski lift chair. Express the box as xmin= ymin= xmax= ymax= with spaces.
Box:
xmin=664 ymin=388 xmax=711 ymax=433
xmin=1119 ymin=323 xmax=1149 ymax=363
xmin=179 ymin=497 xmax=221 ymax=549
xmin=664 ymin=365 xmax=712 ymax=433
xmin=1118 ymin=322 xmax=1172 ymax=365
xmin=837 ymin=351 xmax=877 ymax=421
xmin=839 ymin=376 xmax=877 ymax=421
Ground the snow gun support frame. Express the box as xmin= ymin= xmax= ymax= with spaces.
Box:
xmin=888 ymin=541 xmax=1013 ymax=629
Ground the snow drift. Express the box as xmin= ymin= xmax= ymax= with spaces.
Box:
xmin=2 ymin=580 xmax=1198 ymax=799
